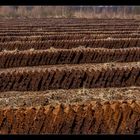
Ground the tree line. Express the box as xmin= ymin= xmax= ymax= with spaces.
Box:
xmin=0 ymin=6 xmax=140 ymax=19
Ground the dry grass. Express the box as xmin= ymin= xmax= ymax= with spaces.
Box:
xmin=73 ymin=11 xmax=138 ymax=19
xmin=0 ymin=6 xmax=140 ymax=19
xmin=29 ymin=48 xmax=35 ymax=51
xmin=0 ymin=87 xmax=140 ymax=108
xmin=2 ymin=48 xmax=19 ymax=53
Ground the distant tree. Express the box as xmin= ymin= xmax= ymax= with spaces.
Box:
xmin=17 ymin=6 xmax=29 ymax=18
xmin=0 ymin=6 xmax=140 ymax=19
xmin=0 ymin=6 xmax=12 ymax=17
xmin=30 ymin=6 xmax=42 ymax=18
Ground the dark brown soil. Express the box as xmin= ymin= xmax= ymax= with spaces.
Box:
xmin=0 ymin=47 xmax=139 ymax=68
xmin=0 ymin=62 xmax=140 ymax=91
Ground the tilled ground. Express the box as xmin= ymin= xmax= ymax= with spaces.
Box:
xmin=0 ymin=18 xmax=140 ymax=134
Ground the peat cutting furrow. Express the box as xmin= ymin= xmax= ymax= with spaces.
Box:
xmin=1 ymin=31 xmax=140 ymax=37
xmin=0 ymin=25 xmax=139 ymax=31
xmin=0 ymin=38 xmax=140 ymax=51
xmin=0 ymin=48 xmax=140 ymax=68
xmin=0 ymin=63 xmax=140 ymax=91
xmin=1 ymin=34 xmax=140 ymax=42
xmin=0 ymin=101 xmax=140 ymax=134
xmin=0 ymin=33 xmax=140 ymax=43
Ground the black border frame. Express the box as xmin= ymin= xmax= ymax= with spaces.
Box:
xmin=0 ymin=0 xmax=140 ymax=5
xmin=0 ymin=0 xmax=140 ymax=139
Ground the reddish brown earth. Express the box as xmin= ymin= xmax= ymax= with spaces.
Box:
xmin=0 ymin=99 xmax=140 ymax=134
